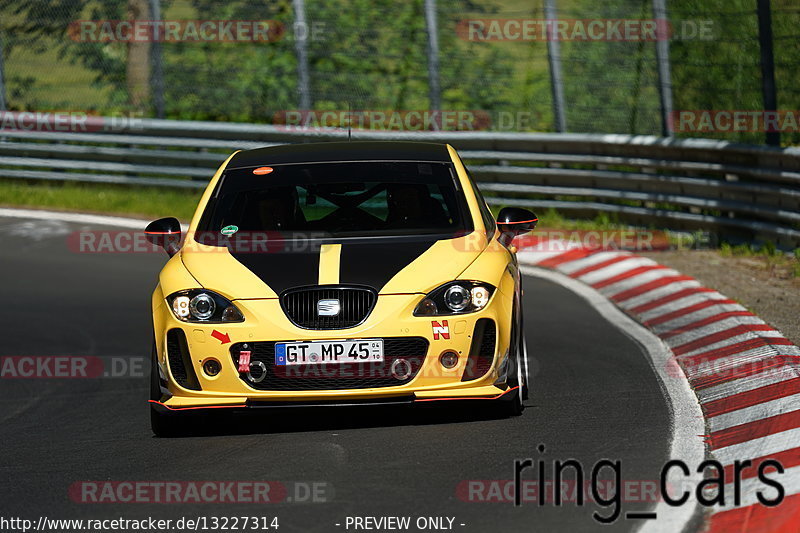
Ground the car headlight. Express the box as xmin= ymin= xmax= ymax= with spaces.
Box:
xmin=413 ymin=281 xmax=495 ymax=316
xmin=166 ymin=290 xmax=244 ymax=323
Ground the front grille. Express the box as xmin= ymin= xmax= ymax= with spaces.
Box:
xmin=281 ymin=285 xmax=377 ymax=330
xmin=231 ymin=337 xmax=429 ymax=390
xmin=166 ymin=329 xmax=200 ymax=390
xmin=462 ymin=319 xmax=496 ymax=381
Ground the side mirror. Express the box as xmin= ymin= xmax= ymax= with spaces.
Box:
xmin=497 ymin=207 xmax=538 ymax=246
xmin=145 ymin=217 xmax=182 ymax=257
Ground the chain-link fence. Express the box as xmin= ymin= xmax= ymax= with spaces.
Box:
xmin=0 ymin=0 xmax=798 ymax=145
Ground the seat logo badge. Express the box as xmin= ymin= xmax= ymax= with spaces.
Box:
xmin=432 ymin=320 xmax=450 ymax=340
xmin=317 ymin=299 xmax=341 ymax=317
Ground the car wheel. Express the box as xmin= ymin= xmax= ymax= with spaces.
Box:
xmin=519 ymin=334 xmax=530 ymax=402
xmin=150 ymin=405 xmax=178 ymax=437
xmin=504 ymin=362 xmax=525 ymax=417
xmin=501 ymin=318 xmax=526 ymax=417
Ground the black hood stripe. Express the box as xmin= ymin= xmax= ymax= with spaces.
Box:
xmin=339 ymin=239 xmax=438 ymax=292
xmin=230 ymin=237 xmax=439 ymax=294
xmin=230 ymin=250 xmax=320 ymax=295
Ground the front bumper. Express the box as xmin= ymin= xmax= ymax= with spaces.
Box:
xmin=151 ymin=291 xmax=514 ymax=410
xmin=149 ymin=385 xmax=520 ymax=413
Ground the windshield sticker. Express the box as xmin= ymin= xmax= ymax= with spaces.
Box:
xmin=252 ymin=166 xmax=274 ymax=175
xmin=220 ymin=225 xmax=239 ymax=236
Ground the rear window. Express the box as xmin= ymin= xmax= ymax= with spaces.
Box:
xmin=198 ymin=161 xmax=473 ymax=238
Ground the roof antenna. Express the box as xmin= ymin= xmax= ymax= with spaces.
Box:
xmin=347 ymin=101 xmax=352 ymax=141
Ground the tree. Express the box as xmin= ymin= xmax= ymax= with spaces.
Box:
xmin=125 ymin=0 xmax=151 ymax=111
xmin=0 ymin=0 xmax=150 ymax=111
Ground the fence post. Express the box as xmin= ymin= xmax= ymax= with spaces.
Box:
xmin=545 ymin=0 xmax=566 ymax=132
xmin=756 ymin=0 xmax=779 ymax=146
xmin=292 ymin=0 xmax=311 ymax=110
xmin=653 ymin=0 xmax=674 ymax=137
xmin=423 ymin=0 xmax=441 ymax=112
xmin=0 ymin=32 xmax=6 ymax=110
xmin=149 ymin=0 xmax=165 ymax=119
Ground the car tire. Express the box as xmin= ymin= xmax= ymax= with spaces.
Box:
xmin=501 ymin=314 xmax=526 ymax=417
xmin=502 ymin=361 xmax=525 ymax=417
xmin=149 ymin=342 xmax=184 ymax=438
xmin=150 ymin=405 xmax=177 ymax=437
xmin=517 ymin=328 xmax=530 ymax=403
xmin=149 ymin=342 xmax=161 ymax=402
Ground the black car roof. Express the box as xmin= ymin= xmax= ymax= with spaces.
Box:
xmin=226 ymin=141 xmax=452 ymax=169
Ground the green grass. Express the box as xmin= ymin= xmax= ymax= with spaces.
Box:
xmin=720 ymin=241 xmax=800 ymax=277
xmin=490 ymin=206 xmax=632 ymax=231
xmin=0 ymin=179 xmax=202 ymax=221
xmin=720 ymin=241 xmax=784 ymax=258
xmin=3 ymin=180 xmax=799 ymax=278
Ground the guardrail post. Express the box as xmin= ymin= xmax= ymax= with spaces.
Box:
xmin=293 ymin=0 xmax=312 ymax=110
xmin=423 ymin=0 xmax=442 ymax=113
xmin=0 ymin=31 xmax=7 ymax=110
xmin=653 ymin=0 xmax=674 ymax=138
xmin=545 ymin=0 xmax=567 ymax=132
xmin=149 ymin=0 xmax=165 ymax=119
xmin=757 ymin=0 xmax=780 ymax=146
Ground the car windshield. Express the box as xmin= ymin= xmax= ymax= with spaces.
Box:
xmin=198 ymin=161 xmax=473 ymax=239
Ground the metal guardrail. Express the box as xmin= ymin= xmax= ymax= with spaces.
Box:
xmin=1 ymin=118 xmax=799 ymax=247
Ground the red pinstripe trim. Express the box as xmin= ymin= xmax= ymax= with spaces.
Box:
xmin=498 ymin=219 xmax=538 ymax=225
xmin=535 ymin=248 xmax=596 ymax=268
xmin=414 ymin=386 xmax=519 ymax=403
xmin=609 ymin=275 xmax=695 ymax=302
xmin=591 ymin=264 xmax=667 ymax=289
xmin=708 ymin=409 xmax=800 ymax=450
xmin=690 ymin=356 xmax=800 ymax=389
xmin=144 ymin=231 xmax=180 ymax=235
xmin=681 ymin=337 xmax=793 ymax=367
xmin=148 ymin=399 xmax=244 ymax=411
xmin=661 ymin=311 xmax=754 ymax=338
xmin=644 ymin=298 xmax=737 ymax=327
xmin=628 ymin=287 xmax=716 ymax=314
xmin=704 ymin=378 xmax=800 ymax=418
xmin=708 ymin=493 xmax=800 ymax=533
xmin=671 ymin=324 xmax=778 ymax=356
xmin=567 ymin=255 xmax=633 ymax=278
xmin=722 ymin=447 xmax=800 ymax=482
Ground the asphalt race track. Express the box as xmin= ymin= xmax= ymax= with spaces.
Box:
xmin=1 ymin=214 xmax=674 ymax=532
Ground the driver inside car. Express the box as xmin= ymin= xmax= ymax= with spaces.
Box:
xmin=386 ymin=183 xmax=449 ymax=229
xmin=256 ymin=186 xmax=306 ymax=231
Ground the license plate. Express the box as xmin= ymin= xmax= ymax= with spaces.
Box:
xmin=275 ymin=339 xmax=384 ymax=366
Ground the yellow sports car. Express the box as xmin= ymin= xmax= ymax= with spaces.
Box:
xmin=145 ymin=141 xmax=537 ymax=436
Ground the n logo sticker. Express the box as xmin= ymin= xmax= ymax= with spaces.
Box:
xmin=432 ymin=320 xmax=450 ymax=340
